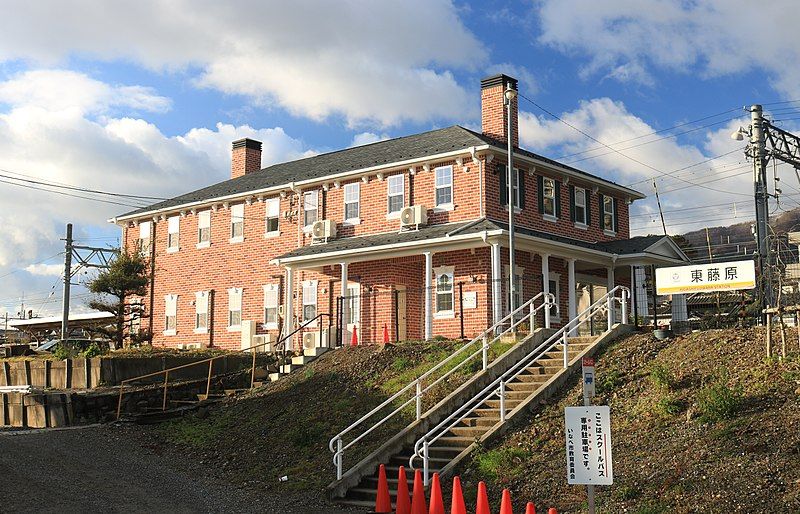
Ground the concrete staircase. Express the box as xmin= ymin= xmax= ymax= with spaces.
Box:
xmin=334 ymin=336 xmax=596 ymax=508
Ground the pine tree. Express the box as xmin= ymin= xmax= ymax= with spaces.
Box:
xmin=87 ymin=250 xmax=151 ymax=349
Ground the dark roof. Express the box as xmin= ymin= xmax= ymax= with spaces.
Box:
xmin=119 ymin=125 xmax=644 ymax=219
xmin=274 ymin=217 xmax=672 ymax=261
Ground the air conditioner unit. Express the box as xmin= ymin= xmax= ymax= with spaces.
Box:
xmin=311 ymin=219 xmax=337 ymax=242
xmin=400 ymin=205 xmax=427 ymax=230
xmin=302 ymin=331 xmax=320 ymax=350
xmin=252 ymin=333 xmax=275 ymax=353
xmin=302 ymin=328 xmax=336 ymax=350
xmin=177 ymin=343 xmax=202 ymax=350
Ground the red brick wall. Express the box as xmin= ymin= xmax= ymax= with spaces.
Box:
xmin=481 ymin=83 xmax=518 ymax=147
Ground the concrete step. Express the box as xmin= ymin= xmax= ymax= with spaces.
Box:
xmin=196 ymin=393 xmax=224 ymax=401
xmin=268 ymin=372 xmax=285 ymax=382
xmin=503 ymin=390 xmax=537 ymax=401
xmin=483 ymin=398 xmax=523 ymax=410
xmin=251 ymin=381 xmax=264 ymax=388
xmin=291 ymin=355 xmax=314 ymax=366
xmin=505 ymin=381 xmax=543 ymax=392
xmin=303 ymin=346 xmax=330 ymax=357
xmin=447 ymin=425 xmax=490 ymax=438
xmin=516 ymin=372 xmax=549 ymax=382
xmin=434 ymin=436 xmax=476 ymax=448
xmin=459 ymin=416 xmax=498 ymax=427
xmin=223 ymin=389 xmax=248 ymax=396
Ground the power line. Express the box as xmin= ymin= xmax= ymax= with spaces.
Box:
xmin=0 ymin=177 xmax=145 ymax=208
xmin=0 ymin=169 xmax=167 ymax=201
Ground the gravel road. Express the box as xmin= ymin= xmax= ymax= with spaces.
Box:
xmin=0 ymin=424 xmax=352 ymax=513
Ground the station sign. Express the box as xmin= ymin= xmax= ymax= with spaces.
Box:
xmin=655 ymin=260 xmax=756 ymax=295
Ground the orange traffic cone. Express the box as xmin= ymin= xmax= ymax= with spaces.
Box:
xmin=524 ymin=503 xmax=535 ymax=514
xmin=350 ymin=326 xmax=358 ymax=347
xmin=475 ymin=481 xmax=490 ymax=514
xmin=411 ymin=469 xmax=427 ymax=514
xmin=383 ymin=323 xmax=390 ymax=344
xmin=547 ymin=509 xmax=557 ymax=514
xmin=395 ymin=466 xmax=411 ymax=514
xmin=429 ymin=473 xmax=444 ymax=514
xmin=375 ymin=464 xmax=391 ymax=513
xmin=499 ymin=489 xmax=512 ymax=514
xmin=450 ymin=476 xmax=467 ymax=514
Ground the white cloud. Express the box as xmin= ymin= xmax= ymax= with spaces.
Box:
xmin=0 ymin=0 xmax=486 ymax=127
xmin=536 ymin=0 xmax=800 ymax=98
xmin=0 ymin=70 xmax=313 ymax=314
xmin=350 ymin=132 xmax=391 ymax=147
xmin=519 ymin=98 xmax=755 ymax=235
xmin=24 ymin=263 xmax=63 ymax=277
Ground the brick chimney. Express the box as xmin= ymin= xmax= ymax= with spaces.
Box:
xmin=231 ymin=138 xmax=262 ymax=179
xmin=481 ymin=74 xmax=518 ymax=147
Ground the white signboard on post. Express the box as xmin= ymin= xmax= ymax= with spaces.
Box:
xmin=655 ymin=260 xmax=756 ymax=295
xmin=565 ymin=406 xmax=613 ymax=485
xmin=582 ymin=357 xmax=595 ymax=399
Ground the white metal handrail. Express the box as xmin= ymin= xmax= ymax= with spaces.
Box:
xmin=409 ymin=286 xmax=630 ymax=485
xmin=328 ymin=291 xmax=556 ymax=480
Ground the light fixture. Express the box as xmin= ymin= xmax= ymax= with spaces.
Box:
xmin=504 ymin=88 xmax=518 ymax=103
xmin=730 ymin=126 xmax=747 ymax=141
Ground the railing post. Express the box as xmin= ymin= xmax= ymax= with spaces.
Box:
xmin=529 ymin=302 xmax=535 ymax=332
xmin=544 ymin=298 xmax=551 ymax=329
xmin=250 ymin=347 xmax=257 ymax=388
xmin=162 ymin=370 xmax=169 ymax=411
xmin=423 ymin=439 xmax=430 ymax=486
xmin=415 ymin=380 xmax=422 ymax=420
xmin=206 ymin=360 xmax=213 ymax=398
xmin=562 ymin=331 xmax=569 ymax=368
xmin=116 ymin=383 xmax=124 ymax=420
xmin=336 ymin=438 xmax=343 ymax=480
xmin=499 ymin=381 xmax=506 ymax=422
xmin=482 ymin=335 xmax=488 ymax=370
xmin=621 ymin=289 xmax=629 ymax=324
xmin=607 ymin=295 xmax=613 ymax=332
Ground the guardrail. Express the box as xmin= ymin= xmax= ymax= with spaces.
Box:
xmin=409 ymin=286 xmax=630 ymax=485
xmin=328 ymin=292 xmax=556 ymax=481
xmin=115 ymin=313 xmax=332 ymax=420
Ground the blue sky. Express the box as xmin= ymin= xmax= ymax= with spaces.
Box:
xmin=0 ymin=0 xmax=798 ymax=317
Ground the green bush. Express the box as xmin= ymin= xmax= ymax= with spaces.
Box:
xmin=653 ymin=395 xmax=683 ymax=417
xmin=697 ymin=379 xmax=743 ymax=423
xmin=474 ymin=446 xmax=530 ymax=482
xmin=52 ymin=344 xmax=70 ymax=360
xmin=597 ymin=369 xmax=624 ymax=394
xmin=80 ymin=342 xmax=104 ymax=358
xmin=649 ymin=364 xmax=674 ymax=390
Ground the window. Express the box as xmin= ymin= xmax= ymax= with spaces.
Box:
xmin=230 ymin=204 xmax=244 ymax=242
xmin=344 ymin=182 xmax=360 ymax=222
xmin=303 ymin=191 xmax=318 ymax=227
xmin=227 ymin=288 xmax=242 ymax=329
xmin=302 ymin=280 xmax=317 ymax=321
xmin=265 ymin=198 xmax=280 ymax=235
xmin=434 ymin=266 xmax=455 ymax=316
xmin=542 ymin=177 xmax=556 ymax=217
xmin=505 ymin=265 xmax=524 ymax=314
xmin=499 ymin=165 xmax=525 ymax=210
xmin=137 ymin=221 xmax=151 ymax=256
xmin=602 ymin=195 xmax=616 ymax=233
xmin=435 ymin=166 xmax=453 ymax=208
xmin=164 ymin=294 xmax=177 ymax=335
xmin=345 ymin=283 xmax=360 ymax=326
xmin=387 ymin=174 xmax=404 ymax=215
xmin=195 ymin=291 xmax=209 ymax=333
xmin=263 ymin=284 xmax=279 ymax=329
xmin=167 ymin=216 xmax=180 ymax=252
xmin=548 ymin=273 xmax=560 ymax=321
xmin=197 ymin=210 xmax=211 ymax=247
xmin=573 ymin=187 xmax=587 ymax=225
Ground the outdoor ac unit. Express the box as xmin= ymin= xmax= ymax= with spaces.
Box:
xmin=252 ymin=333 xmax=275 ymax=353
xmin=311 ymin=219 xmax=336 ymax=241
xmin=400 ymin=205 xmax=427 ymax=230
xmin=177 ymin=343 xmax=202 ymax=350
xmin=302 ymin=329 xmax=335 ymax=350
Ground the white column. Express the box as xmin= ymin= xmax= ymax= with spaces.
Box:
xmin=607 ymin=265 xmax=615 ymax=325
xmin=541 ymin=253 xmax=550 ymax=328
xmin=567 ymin=258 xmax=577 ymax=335
xmin=490 ymin=243 xmax=502 ymax=326
xmin=671 ymin=293 xmax=688 ymax=333
xmin=424 ymin=252 xmax=433 ymax=340
xmin=340 ymin=262 xmax=348 ymax=343
xmin=283 ymin=266 xmax=295 ymax=347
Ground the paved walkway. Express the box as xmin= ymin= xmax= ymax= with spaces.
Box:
xmin=0 ymin=425 xmax=338 ymax=513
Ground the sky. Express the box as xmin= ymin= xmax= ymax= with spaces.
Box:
xmin=1 ymin=0 xmax=799 ymax=318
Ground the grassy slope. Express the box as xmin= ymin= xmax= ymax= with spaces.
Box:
xmin=456 ymin=328 xmax=800 ymax=513
xmin=142 ymin=338 xmax=512 ymax=506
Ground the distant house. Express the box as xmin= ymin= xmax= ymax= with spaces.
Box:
xmin=112 ymin=74 xmax=688 ymax=350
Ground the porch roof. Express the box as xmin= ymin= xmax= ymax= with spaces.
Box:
xmin=271 ymin=218 xmax=689 ymax=267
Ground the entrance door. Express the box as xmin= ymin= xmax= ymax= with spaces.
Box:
xmin=396 ymin=285 xmax=407 ymax=342
xmin=344 ymin=283 xmax=360 ymax=344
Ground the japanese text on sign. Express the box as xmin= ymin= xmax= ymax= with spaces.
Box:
xmin=655 ymin=260 xmax=756 ymax=295
xmin=565 ymin=406 xmax=613 ymax=485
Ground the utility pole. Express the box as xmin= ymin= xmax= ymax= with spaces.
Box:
xmin=505 ymin=82 xmax=518 ymax=316
xmin=61 ymin=223 xmax=73 ymax=341
xmin=750 ymin=105 xmax=772 ymax=312
xmin=653 ymin=179 xmax=667 ymax=236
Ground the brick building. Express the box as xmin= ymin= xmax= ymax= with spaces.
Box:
xmin=112 ymin=74 xmax=687 ymax=351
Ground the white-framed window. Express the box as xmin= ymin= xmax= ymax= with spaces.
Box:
xmin=137 ymin=221 xmax=151 ymax=256
xmin=387 ymin=174 xmax=404 ymax=215
xmin=505 ymin=265 xmax=524 ymax=314
xmin=263 ymin=284 xmax=279 ymax=329
xmin=195 ymin=291 xmax=209 ymax=333
xmin=167 ymin=215 xmax=180 ymax=252
xmin=574 ymin=187 xmax=587 ymax=226
xmin=230 ymin=203 xmax=244 ymax=242
xmin=265 ymin=198 xmax=280 ymax=236
xmin=227 ymin=287 xmax=242 ymax=330
xmin=603 ymin=195 xmax=616 ymax=233
xmin=164 ymin=294 xmax=177 ymax=335
xmin=542 ymin=177 xmax=556 ymax=217
xmin=548 ymin=273 xmax=560 ymax=321
xmin=197 ymin=210 xmax=211 ymax=248
xmin=435 ymin=165 xmax=453 ymax=208
xmin=510 ymin=168 xmax=522 ymax=209
xmin=302 ymin=280 xmax=318 ymax=321
xmin=303 ymin=191 xmax=318 ymax=227
xmin=434 ymin=266 xmax=455 ymax=317
xmin=344 ymin=182 xmax=360 ymax=222
xmin=345 ymin=283 xmax=360 ymax=326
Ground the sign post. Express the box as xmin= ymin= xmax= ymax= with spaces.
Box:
xmin=565 ymin=356 xmax=612 ymax=514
